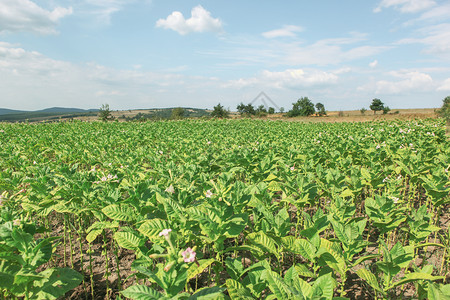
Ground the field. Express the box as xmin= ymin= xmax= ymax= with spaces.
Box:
xmin=0 ymin=118 xmax=449 ymax=299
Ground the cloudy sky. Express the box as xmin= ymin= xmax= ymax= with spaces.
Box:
xmin=1 ymin=0 xmax=450 ymax=111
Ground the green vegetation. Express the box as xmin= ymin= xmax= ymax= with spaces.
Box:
xmin=287 ymin=97 xmax=317 ymax=117
xmin=0 ymin=118 xmax=449 ymax=299
xmin=99 ymin=104 xmax=114 ymax=122
xmin=370 ymin=98 xmax=385 ymax=114
xmin=211 ymin=103 xmax=229 ymax=118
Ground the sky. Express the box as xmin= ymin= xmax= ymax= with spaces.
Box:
xmin=1 ymin=0 xmax=450 ymax=111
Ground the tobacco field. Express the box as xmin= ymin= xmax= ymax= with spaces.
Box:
xmin=0 ymin=118 xmax=449 ymax=299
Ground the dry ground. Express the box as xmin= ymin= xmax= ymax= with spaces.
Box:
xmin=76 ymin=108 xmax=439 ymax=123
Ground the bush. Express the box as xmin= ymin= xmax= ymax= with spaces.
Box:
xmin=360 ymin=108 xmax=367 ymax=115
xmin=211 ymin=103 xmax=229 ymax=118
xmin=287 ymin=97 xmax=315 ymax=117
xmin=171 ymin=108 xmax=185 ymax=120
xmin=98 ymin=104 xmax=114 ymax=122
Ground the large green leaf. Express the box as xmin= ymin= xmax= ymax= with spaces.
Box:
xmin=114 ymin=231 xmax=141 ymax=250
xmin=121 ymin=285 xmax=165 ymax=300
xmin=187 ymin=259 xmax=215 ymax=280
xmin=102 ymin=204 xmax=135 ymax=222
xmin=357 ymin=268 xmax=383 ymax=294
xmin=138 ymin=219 xmax=170 ymax=240
xmin=247 ymin=231 xmax=279 ymax=257
xmin=261 ymin=269 xmax=290 ymax=300
xmin=226 ymin=279 xmax=255 ymax=300
xmin=30 ymin=267 xmax=83 ymax=300
xmin=387 ymin=273 xmax=444 ymax=290
xmin=188 ymin=286 xmax=226 ymax=300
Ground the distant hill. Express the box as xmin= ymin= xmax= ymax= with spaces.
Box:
xmin=36 ymin=107 xmax=98 ymax=114
xmin=0 ymin=106 xmax=210 ymax=122
xmin=0 ymin=108 xmax=27 ymax=115
xmin=0 ymin=107 xmax=99 ymax=122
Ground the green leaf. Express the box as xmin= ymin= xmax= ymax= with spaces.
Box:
xmin=387 ymin=273 xmax=444 ymax=290
xmin=102 ymin=204 xmax=135 ymax=222
xmin=340 ymin=188 xmax=354 ymax=198
xmin=247 ymin=231 xmax=278 ymax=257
xmin=261 ymin=269 xmax=290 ymax=300
xmin=114 ymin=231 xmax=141 ymax=250
xmin=226 ymin=279 xmax=255 ymax=300
xmin=187 ymin=259 xmax=215 ymax=280
xmin=86 ymin=229 xmax=103 ymax=243
xmin=312 ymin=273 xmax=335 ymax=300
xmin=264 ymin=173 xmax=278 ymax=182
xmin=121 ymin=285 xmax=165 ymax=300
xmin=357 ymin=268 xmax=383 ymax=294
xmin=0 ymin=260 xmax=21 ymax=290
xmin=30 ymin=268 xmax=83 ymax=300
xmin=188 ymin=286 xmax=226 ymax=300
xmin=138 ymin=219 xmax=170 ymax=240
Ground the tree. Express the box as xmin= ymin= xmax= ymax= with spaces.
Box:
xmin=287 ymin=97 xmax=315 ymax=117
xmin=255 ymin=105 xmax=267 ymax=117
xmin=171 ymin=107 xmax=185 ymax=119
xmin=437 ymin=96 xmax=450 ymax=120
xmin=437 ymin=96 xmax=450 ymax=134
xmin=315 ymin=102 xmax=326 ymax=116
xmin=236 ymin=103 xmax=256 ymax=116
xmin=268 ymin=107 xmax=275 ymax=114
xmin=211 ymin=103 xmax=229 ymax=118
xmin=98 ymin=103 xmax=113 ymax=122
xmin=370 ymin=98 xmax=384 ymax=114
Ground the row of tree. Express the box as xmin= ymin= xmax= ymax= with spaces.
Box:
xmin=99 ymin=96 xmax=450 ymax=123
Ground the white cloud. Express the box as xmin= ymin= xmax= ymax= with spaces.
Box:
xmin=81 ymin=0 xmax=143 ymax=24
xmin=416 ymin=3 xmax=450 ymax=22
xmin=262 ymin=25 xmax=304 ymax=39
xmin=374 ymin=0 xmax=436 ymax=13
xmin=0 ymin=42 xmax=223 ymax=110
xmin=156 ymin=5 xmax=223 ymax=35
xmin=0 ymin=0 xmax=72 ymax=34
xmin=375 ymin=70 xmax=433 ymax=94
xmin=207 ymin=32 xmax=389 ymax=68
xmin=437 ymin=78 xmax=450 ymax=91
xmin=224 ymin=68 xmax=339 ymax=89
xmin=369 ymin=60 xmax=378 ymax=68
xmin=398 ymin=23 xmax=450 ymax=59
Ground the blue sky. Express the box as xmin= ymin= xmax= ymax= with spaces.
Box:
xmin=1 ymin=0 xmax=450 ymax=111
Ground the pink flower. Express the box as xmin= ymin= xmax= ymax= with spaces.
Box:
xmin=182 ymin=247 xmax=196 ymax=263
xmin=290 ymin=166 xmax=295 ymax=171
xmin=159 ymin=229 xmax=172 ymax=237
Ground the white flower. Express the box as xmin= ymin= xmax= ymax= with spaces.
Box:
xmin=165 ymin=184 xmax=175 ymax=194
xmin=159 ymin=229 xmax=172 ymax=237
xmin=205 ymin=190 xmax=213 ymax=198
xmin=391 ymin=197 xmax=399 ymax=204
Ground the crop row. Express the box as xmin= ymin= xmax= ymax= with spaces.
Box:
xmin=0 ymin=119 xmax=449 ymax=299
